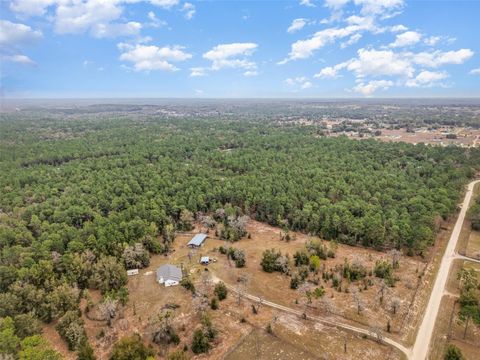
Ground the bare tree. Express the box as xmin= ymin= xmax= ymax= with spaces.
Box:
xmin=389 ymin=249 xmax=401 ymax=269
xmin=148 ymin=310 xmax=178 ymax=345
xmin=319 ymin=296 xmax=336 ymax=315
xmin=275 ymin=255 xmax=290 ymax=275
xmin=377 ymin=280 xmax=389 ymax=305
xmin=192 ymin=294 xmax=209 ymax=317
xmin=369 ymin=325 xmax=383 ymax=343
xmin=236 ymin=273 xmax=249 ymax=305
xmin=390 ymin=296 xmax=401 ymax=315
xmin=351 ymin=288 xmax=365 ymax=315
xmin=99 ymin=298 xmax=118 ymax=327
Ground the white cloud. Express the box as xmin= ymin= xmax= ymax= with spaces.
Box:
xmin=314 ymin=64 xmax=345 ymax=78
xmin=9 ymin=0 xmax=55 ymax=17
xmin=353 ymin=79 xmax=393 ymax=96
xmin=390 ymin=24 xmax=408 ymax=32
xmin=118 ymin=43 xmax=192 ymax=72
xmin=470 ymin=68 xmax=480 ymax=76
xmin=243 ymin=70 xmax=258 ymax=77
xmin=287 ymin=19 xmax=308 ymax=33
xmin=285 ymin=76 xmax=313 ymax=89
xmin=147 ymin=11 xmax=167 ymax=28
xmin=1 ymin=54 xmax=36 ymax=65
xmin=182 ymin=2 xmax=196 ymax=20
xmin=280 ymin=23 xmax=374 ymax=62
xmin=389 ymin=31 xmax=421 ymax=48
xmin=9 ymin=1 xmax=181 ymax=40
xmin=355 ymin=0 xmax=404 ymax=18
xmin=150 ymin=0 xmax=180 ymax=8
xmin=346 ymin=48 xmax=414 ymax=78
xmin=190 ymin=67 xmax=206 ymax=77
xmin=54 ymin=1 xmax=123 ymax=35
xmin=341 ymin=33 xmax=362 ymax=48
xmin=203 ymin=43 xmax=258 ymax=71
xmin=405 ymin=71 xmax=448 ymax=87
xmin=325 ymin=0 xmax=350 ymax=9
xmin=91 ymin=22 xmax=142 ymax=38
xmin=0 ymin=20 xmax=43 ymax=46
xmin=424 ymin=36 xmax=440 ymax=46
xmin=410 ymin=49 xmax=474 ymax=67
xmin=300 ymin=0 xmax=316 ymax=7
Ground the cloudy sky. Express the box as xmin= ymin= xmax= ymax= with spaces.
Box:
xmin=1 ymin=0 xmax=479 ymax=98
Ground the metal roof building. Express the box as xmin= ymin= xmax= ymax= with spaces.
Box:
xmin=187 ymin=233 xmax=208 ymax=248
xmin=156 ymin=264 xmax=182 ymax=286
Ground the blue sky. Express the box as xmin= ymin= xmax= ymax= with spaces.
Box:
xmin=1 ymin=0 xmax=479 ymax=98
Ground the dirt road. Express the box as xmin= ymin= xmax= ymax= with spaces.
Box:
xmin=411 ymin=179 xmax=480 ymax=360
xmin=212 ymin=179 xmax=479 ymax=359
xmin=213 ymin=276 xmax=410 ymax=357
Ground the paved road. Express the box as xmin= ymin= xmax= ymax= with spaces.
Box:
xmin=213 ymin=276 xmax=410 ymax=357
xmin=411 ymin=179 xmax=480 ymax=360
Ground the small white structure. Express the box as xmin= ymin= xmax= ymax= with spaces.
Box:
xmin=156 ymin=264 xmax=182 ymax=287
xmin=127 ymin=269 xmax=139 ymax=276
xmin=200 ymin=256 xmax=209 ymax=265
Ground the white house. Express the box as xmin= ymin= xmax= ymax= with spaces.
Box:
xmin=156 ymin=264 xmax=182 ymax=287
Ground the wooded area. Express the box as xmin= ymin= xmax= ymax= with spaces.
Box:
xmin=1 ymin=114 xmax=479 ymax=358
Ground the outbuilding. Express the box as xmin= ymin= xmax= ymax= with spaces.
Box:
xmin=156 ymin=264 xmax=182 ymax=287
xmin=187 ymin=233 xmax=208 ymax=248
xmin=200 ymin=256 xmax=210 ymax=265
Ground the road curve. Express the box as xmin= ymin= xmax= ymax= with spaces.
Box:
xmin=214 ymin=277 xmax=410 ymax=357
xmin=411 ymin=179 xmax=480 ymax=360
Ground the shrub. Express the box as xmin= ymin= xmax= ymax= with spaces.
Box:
xmin=180 ymin=278 xmax=195 ymax=294
xmin=109 ymin=335 xmax=154 ymax=360
xmin=191 ymin=329 xmax=210 ymax=354
xmin=214 ymin=282 xmax=227 ymax=301
xmin=374 ymin=260 xmax=393 ymax=280
xmin=210 ymin=297 xmax=219 ymax=310
xmin=55 ymin=311 xmax=86 ymax=351
xmin=444 ymin=344 xmax=465 ymax=360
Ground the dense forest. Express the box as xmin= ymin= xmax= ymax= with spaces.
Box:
xmin=0 ymin=112 xmax=479 ymax=358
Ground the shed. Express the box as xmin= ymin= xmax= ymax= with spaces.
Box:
xmin=156 ymin=264 xmax=182 ymax=287
xmin=200 ymin=256 xmax=209 ymax=265
xmin=187 ymin=233 xmax=208 ymax=248
xmin=127 ymin=269 xmax=139 ymax=276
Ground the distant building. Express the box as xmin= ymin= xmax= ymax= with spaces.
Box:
xmin=187 ymin=233 xmax=208 ymax=248
xmin=127 ymin=269 xmax=139 ymax=276
xmin=200 ymin=256 xmax=209 ymax=265
xmin=156 ymin=264 xmax=182 ymax=286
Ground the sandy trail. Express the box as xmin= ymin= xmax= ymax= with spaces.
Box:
xmin=411 ymin=179 xmax=480 ymax=360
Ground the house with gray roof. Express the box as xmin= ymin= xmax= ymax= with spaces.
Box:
xmin=156 ymin=264 xmax=182 ymax=287
xmin=187 ymin=233 xmax=208 ymax=248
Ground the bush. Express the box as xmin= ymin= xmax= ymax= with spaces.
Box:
xmin=214 ymin=282 xmax=227 ymax=301
xmin=77 ymin=340 xmax=97 ymax=360
xmin=444 ymin=344 xmax=465 ymax=360
xmin=180 ymin=278 xmax=195 ymax=294
xmin=261 ymin=249 xmax=282 ymax=272
xmin=191 ymin=329 xmax=210 ymax=354
xmin=14 ymin=313 xmax=42 ymax=339
xmin=210 ymin=297 xmax=219 ymax=310
xmin=167 ymin=350 xmax=188 ymax=360
xmin=374 ymin=260 xmax=393 ymax=279
xmin=110 ymin=335 xmax=154 ymax=360
xmin=293 ymin=251 xmax=309 ymax=267
xmin=56 ymin=311 xmax=86 ymax=351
